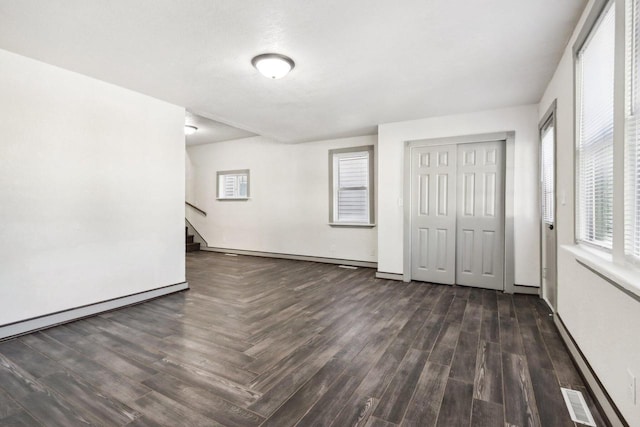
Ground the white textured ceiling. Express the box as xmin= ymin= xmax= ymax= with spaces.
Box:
xmin=185 ymin=111 xmax=255 ymax=146
xmin=0 ymin=0 xmax=585 ymax=143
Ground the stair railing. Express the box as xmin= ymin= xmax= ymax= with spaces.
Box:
xmin=185 ymin=201 xmax=207 ymax=216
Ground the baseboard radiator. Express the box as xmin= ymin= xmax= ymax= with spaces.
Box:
xmin=0 ymin=282 xmax=189 ymax=341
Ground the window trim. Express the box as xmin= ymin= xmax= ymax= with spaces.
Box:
xmin=625 ymin=0 xmax=640 ymax=264
xmin=564 ymin=244 xmax=640 ymax=301
xmin=572 ymin=0 xmax=634 ymax=264
xmin=573 ymin=0 xmax=617 ymax=251
xmin=573 ymin=0 xmax=612 ymax=56
xmin=328 ymin=145 xmax=375 ymax=227
xmin=216 ymin=169 xmax=250 ymax=201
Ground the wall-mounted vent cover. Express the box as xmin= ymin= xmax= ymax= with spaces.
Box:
xmin=561 ymin=388 xmax=596 ymax=426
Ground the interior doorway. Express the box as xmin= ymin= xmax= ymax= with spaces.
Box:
xmin=407 ymin=136 xmax=506 ymax=290
xmin=539 ymin=101 xmax=557 ymax=311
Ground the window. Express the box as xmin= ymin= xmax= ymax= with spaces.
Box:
xmin=568 ymin=0 xmax=640 ymax=294
xmin=217 ymin=170 xmax=249 ymax=200
xmin=576 ymin=1 xmax=615 ymax=248
xmin=626 ymin=0 xmax=640 ymax=261
xmin=329 ymin=146 xmax=374 ymax=225
xmin=541 ymin=120 xmax=555 ymax=224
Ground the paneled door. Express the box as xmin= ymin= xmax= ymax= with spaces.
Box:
xmin=410 ymin=145 xmax=457 ymax=284
xmin=455 ymin=141 xmax=505 ymax=289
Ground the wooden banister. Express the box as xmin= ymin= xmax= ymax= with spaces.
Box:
xmin=185 ymin=201 xmax=207 ymax=216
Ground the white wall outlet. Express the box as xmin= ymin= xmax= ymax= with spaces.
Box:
xmin=628 ymin=369 xmax=637 ymax=405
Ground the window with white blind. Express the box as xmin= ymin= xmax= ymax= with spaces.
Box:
xmin=217 ymin=169 xmax=249 ymax=200
xmin=541 ymin=122 xmax=555 ymax=224
xmin=576 ymin=1 xmax=615 ymax=249
xmin=329 ymin=146 xmax=374 ymax=225
xmin=626 ymin=0 xmax=640 ymax=261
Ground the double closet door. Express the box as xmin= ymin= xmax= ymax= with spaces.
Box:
xmin=410 ymin=141 xmax=505 ymax=290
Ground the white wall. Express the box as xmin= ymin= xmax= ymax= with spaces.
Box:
xmin=377 ymin=105 xmax=540 ymax=286
xmin=539 ymin=1 xmax=640 ymax=423
xmin=186 ymin=149 xmax=195 ymax=204
xmin=186 ymin=135 xmax=377 ymax=262
xmin=0 ymin=49 xmax=185 ymax=326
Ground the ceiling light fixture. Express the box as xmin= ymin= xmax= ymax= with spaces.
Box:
xmin=251 ymin=53 xmax=295 ymax=79
xmin=184 ymin=125 xmax=198 ymax=135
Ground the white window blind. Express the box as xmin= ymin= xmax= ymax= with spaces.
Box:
xmin=333 ymin=150 xmax=370 ymax=223
xmin=541 ymin=123 xmax=555 ymax=224
xmin=576 ymin=2 xmax=615 ymax=248
xmin=626 ymin=0 xmax=640 ymax=260
xmin=222 ymin=174 xmax=247 ymax=198
xmin=217 ymin=170 xmax=249 ymax=199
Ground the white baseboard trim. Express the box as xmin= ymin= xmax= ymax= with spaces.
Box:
xmin=513 ymin=284 xmax=540 ymax=295
xmin=0 ymin=281 xmax=189 ymax=341
xmin=554 ymin=314 xmax=626 ymax=427
xmin=375 ymin=271 xmax=404 ymax=281
xmin=373 ymin=274 xmax=543 ymax=292
xmin=201 ymin=246 xmax=377 ymax=269
xmin=541 ymin=296 xmax=555 ymax=313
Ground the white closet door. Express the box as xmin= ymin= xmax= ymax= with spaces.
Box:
xmin=455 ymin=141 xmax=505 ymax=290
xmin=410 ymin=145 xmax=457 ymax=284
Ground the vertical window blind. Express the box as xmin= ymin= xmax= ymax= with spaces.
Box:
xmin=577 ymin=2 xmax=615 ymax=248
xmin=334 ymin=151 xmax=370 ymax=223
xmin=541 ymin=123 xmax=555 ymax=224
xmin=626 ymin=0 xmax=640 ymax=260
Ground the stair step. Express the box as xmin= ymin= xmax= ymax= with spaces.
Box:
xmin=186 ymin=242 xmax=200 ymax=252
xmin=186 ymin=235 xmax=194 ymax=244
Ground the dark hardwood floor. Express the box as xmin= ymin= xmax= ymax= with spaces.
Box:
xmin=0 ymin=252 xmax=606 ymax=426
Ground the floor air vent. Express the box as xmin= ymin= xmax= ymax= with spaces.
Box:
xmin=224 ymin=253 xmax=238 ymax=257
xmin=561 ymin=388 xmax=596 ymax=426
xmin=338 ymin=265 xmax=358 ymax=269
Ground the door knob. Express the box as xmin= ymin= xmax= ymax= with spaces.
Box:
xmin=548 ymin=224 xmax=554 ymax=230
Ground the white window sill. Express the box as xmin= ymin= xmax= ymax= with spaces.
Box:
xmin=216 ymin=197 xmax=250 ymax=201
xmin=328 ymin=223 xmax=376 ymax=228
xmin=563 ymin=244 xmax=640 ymax=301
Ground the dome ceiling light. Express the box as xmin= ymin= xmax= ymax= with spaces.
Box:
xmin=251 ymin=53 xmax=295 ymax=79
xmin=184 ymin=125 xmax=198 ymax=135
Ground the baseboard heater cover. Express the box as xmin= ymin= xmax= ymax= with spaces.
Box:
xmin=0 ymin=281 xmax=189 ymax=341
xmin=513 ymin=284 xmax=540 ymax=295
xmin=554 ymin=314 xmax=628 ymax=427
xmin=202 ymin=246 xmax=377 ymax=268
xmin=375 ymin=271 xmax=404 ymax=281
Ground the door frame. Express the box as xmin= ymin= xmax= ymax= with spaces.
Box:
xmin=402 ymin=131 xmax=516 ymax=293
xmin=539 ymin=100 xmax=558 ymax=311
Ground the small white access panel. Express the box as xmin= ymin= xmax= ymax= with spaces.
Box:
xmin=410 ymin=145 xmax=457 ymax=284
xmin=455 ymin=141 xmax=505 ymax=290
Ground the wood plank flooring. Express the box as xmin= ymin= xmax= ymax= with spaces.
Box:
xmin=0 ymin=252 xmax=607 ymax=426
